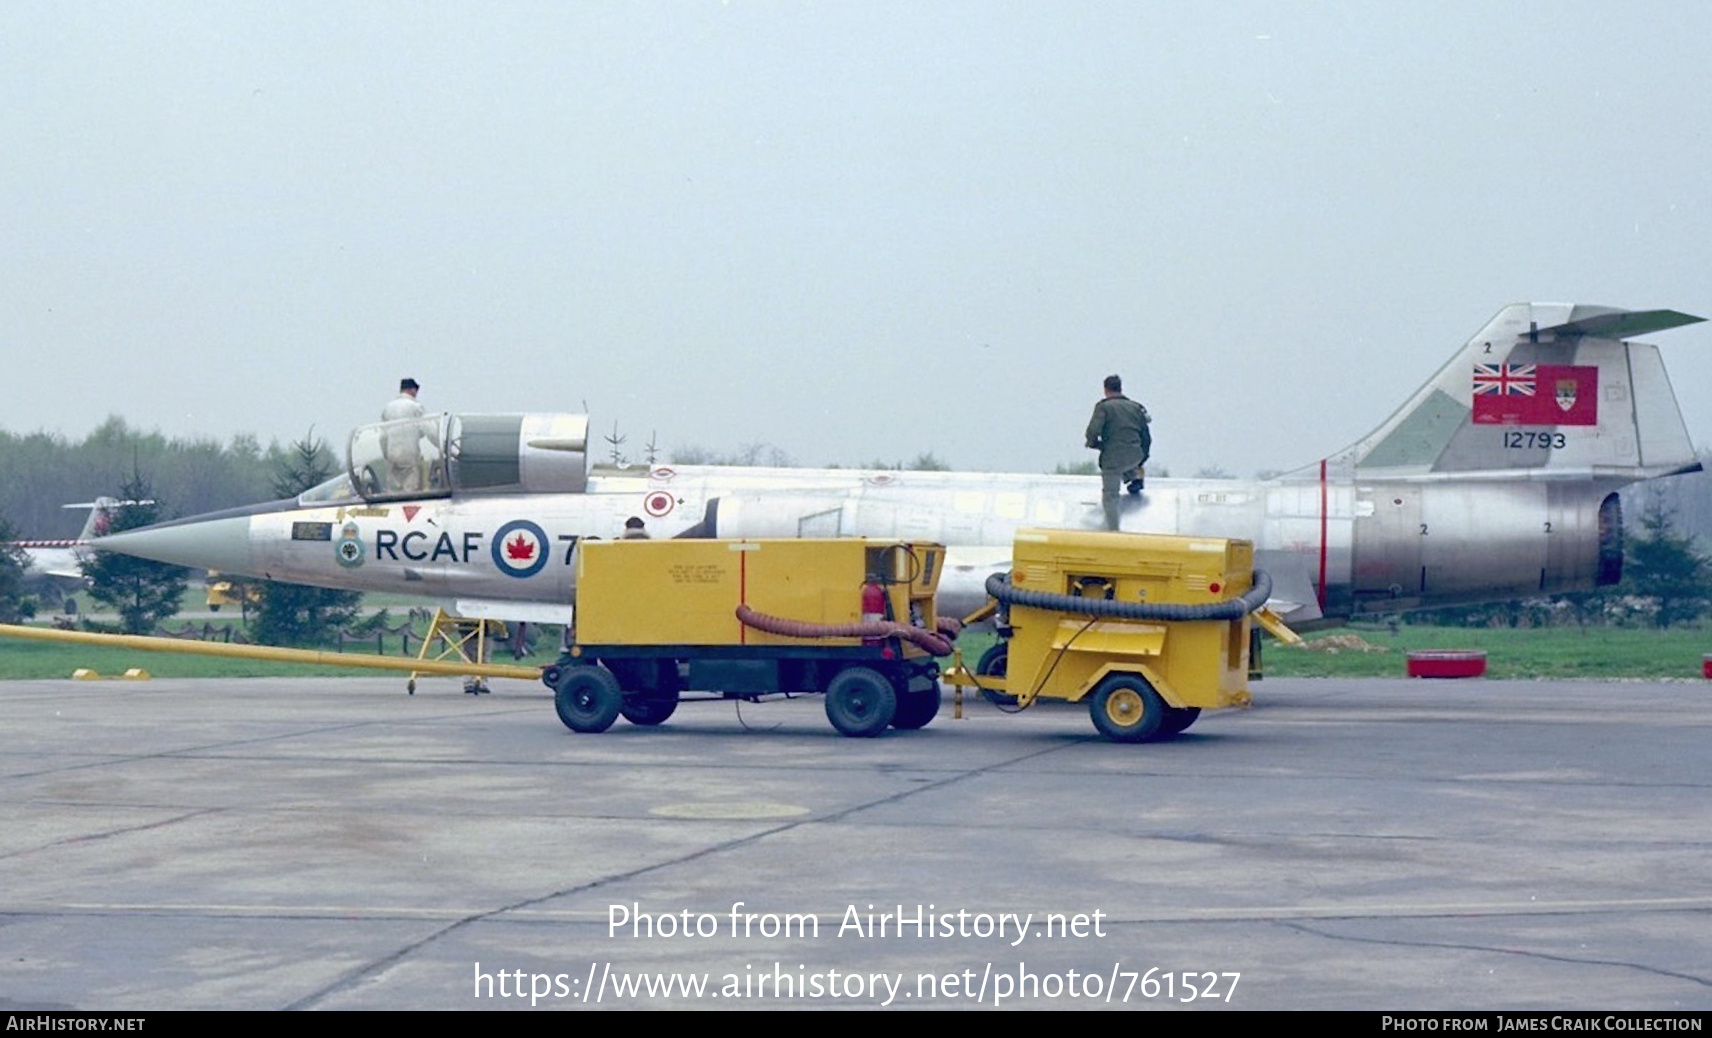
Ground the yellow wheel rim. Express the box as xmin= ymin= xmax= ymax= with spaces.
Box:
xmin=1105 ymin=687 xmax=1144 ymax=726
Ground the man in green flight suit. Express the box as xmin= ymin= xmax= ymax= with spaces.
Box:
xmin=1085 ymin=374 xmax=1151 ymax=530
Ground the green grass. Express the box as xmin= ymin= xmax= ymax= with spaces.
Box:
xmin=1263 ymin=623 xmax=1712 ymax=680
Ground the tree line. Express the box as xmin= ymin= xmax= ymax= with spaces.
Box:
xmin=0 ymin=417 xmax=289 ymax=538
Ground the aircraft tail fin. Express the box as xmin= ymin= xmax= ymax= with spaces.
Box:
xmin=1323 ymin=304 xmax=1704 ymax=481
xmin=63 ymin=497 xmax=124 ymax=542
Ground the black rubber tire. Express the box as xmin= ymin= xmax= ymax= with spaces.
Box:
xmin=1088 ymin=673 xmax=1166 ymax=743
xmin=1158 ymin=706 xmax=1201 ymax=736
xmin=824 ymin=667 xmax=897 ymax=738
xmin=555 ymin=666 xmax=623 ymax=733
xmin=890 ymin=682 xmax=941 ymax=730
xmin=975 ymin=643 xmax=1018 ymax=707
xmin=620 ymin=693 xmax=679 ymax=726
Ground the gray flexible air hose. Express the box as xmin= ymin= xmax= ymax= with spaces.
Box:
xmin=984 ymin=569 xmax=1273 ymax=622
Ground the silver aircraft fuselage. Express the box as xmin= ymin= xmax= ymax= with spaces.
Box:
xmin=93 ymin=304 xmax=1702 ymax=626
xmin=95 ymin=459 xmax=1626 ymax=627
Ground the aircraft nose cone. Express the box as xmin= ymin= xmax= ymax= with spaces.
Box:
xmin=95 ymin=517 xmax=255 ymax=575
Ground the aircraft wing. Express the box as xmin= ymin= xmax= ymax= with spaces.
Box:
xmin=447 ymin=598 xmax=574 ymax=625
xmin=16 ymin=544 xmax=87 ymax=583
xmin=40 ymin=560 xmax=87 ymax=581
xmin=1253 ymin=551 xmax=1323 ymax=626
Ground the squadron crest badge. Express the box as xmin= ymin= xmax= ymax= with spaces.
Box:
xmin=334 ymin=521 xmax=365 ymax=569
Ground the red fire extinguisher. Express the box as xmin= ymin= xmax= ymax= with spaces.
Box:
xmin=861 ymin=575 xmax=886 ymax=646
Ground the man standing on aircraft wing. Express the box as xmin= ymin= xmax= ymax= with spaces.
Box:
xmin=381 ymin=378 xmax=427 ymax=493
xmin=1085 ymin=374 xmax=1151 ymax=530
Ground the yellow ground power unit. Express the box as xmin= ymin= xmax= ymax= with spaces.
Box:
xmin=944 ymin=528 xmax=1297 ymax=742
xmin=549 ymin=538 xmax=952 ymax=737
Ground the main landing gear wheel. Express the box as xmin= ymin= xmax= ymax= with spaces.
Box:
xmin=890 ymin=681 xmax=941 ymax=730
xmin=824 ymin=667 xmax=897 ymax=738
xmin=1089 ymin=673 xmax=1166 ymax=743
xmin=975 ymin=644 xmax=1017 ymax=707
xmin=555 ymin=666 xmax=623 ymax=733
xmin=620 ymin=693 xmax=679 ymax=726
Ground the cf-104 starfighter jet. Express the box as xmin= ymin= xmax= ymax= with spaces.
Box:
xmin=93 ymin=303 xmax=1704 ymax=627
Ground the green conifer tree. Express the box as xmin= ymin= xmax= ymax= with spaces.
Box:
xmin=81 ymin=473 xmax=187 ymax=633
xmin=250 ymin=433 xmax=363 ymax=646
xmin=0 ymin=512 xmax=39 ymax=623
xmin=1624 ymin=496 xmax=1712 ymax=628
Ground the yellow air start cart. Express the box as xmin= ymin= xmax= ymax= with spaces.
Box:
xmin=944 ymin=529 xmax=1298 ymax=742
xmin=546 ymin=538 xmax=952 ymax=737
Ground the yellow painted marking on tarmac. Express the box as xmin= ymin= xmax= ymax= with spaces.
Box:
xmin=66 ymin=668 xmax=150 ymax=680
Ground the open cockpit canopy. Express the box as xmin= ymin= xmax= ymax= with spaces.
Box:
xmin=296 ymin=413 xmax=592 ymax=506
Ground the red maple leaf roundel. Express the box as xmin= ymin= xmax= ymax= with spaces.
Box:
xmin=505 ymin=531 xmax=537 ymax=561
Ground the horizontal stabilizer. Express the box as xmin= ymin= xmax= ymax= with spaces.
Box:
xmin=1536 ymin=309 xmax=1705 ymax=341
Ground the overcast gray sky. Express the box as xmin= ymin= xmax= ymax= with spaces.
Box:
xmin=5 ymin=1 xmax=1711 ymax=478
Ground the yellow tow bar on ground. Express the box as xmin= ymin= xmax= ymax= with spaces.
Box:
xmin=0 ymin=623 xmax=544 ymax=683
